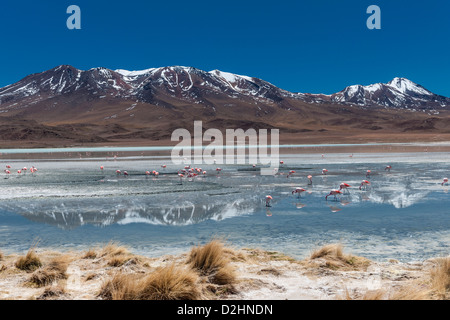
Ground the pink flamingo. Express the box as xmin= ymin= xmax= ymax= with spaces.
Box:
xmin=6 ymin=165 xmax=11 ymax=169
xmin=442 ymin=178 xmax=449 ymax=186
xmin=339 ymin=183 xmax=351 ymax=194
xmin=265 ymin=195 xmax=273 ymax=207
xmin=385 ymin=165 xmax=392 ymax=172
xmin=100 ymin=166 xmax=104 ymax=171
xmin=307 ymin=175 xmax=313 ymax=185
xmin=178 ymin=173 xmax=184 ymax=184
xmin=116 ymin=170 xmax=121 ymax=175
xmin=322 ymin=169 xmax=328 ymax=175
xmin=287 ymin=170 xmax=295 ymax=178
xmin=326 ymin=189 xmax=342 ymax=201
xmin=17 ymin=170 xmax=22 ymax=174
xmin=359 ymin=180 xmax=370 ymax=190
xmin=292 ymin=187 xmax=306 ymax=198
xmin=366 ymin=170 xmax=371 ymax=178
xmin=123 ymin=171 xmax=128 ymax=177
xmin=216 ymin=168 xmax=222 ymax=174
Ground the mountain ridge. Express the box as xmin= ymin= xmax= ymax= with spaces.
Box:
xmin=1 ymin=65 xmax=450 ymax=147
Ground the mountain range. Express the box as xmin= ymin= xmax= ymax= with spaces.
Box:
xmin=0 ymin=65 xmax=449 ymax=147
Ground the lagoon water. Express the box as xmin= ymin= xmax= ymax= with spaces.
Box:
xmin=0 ymin=149 xmax=449 ymax=262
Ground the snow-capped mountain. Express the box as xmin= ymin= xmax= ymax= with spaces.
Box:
xmin=0 ymin=65 xmax=448 ymax=113
xmin=325 ymin=77 xmax=449 ymax=110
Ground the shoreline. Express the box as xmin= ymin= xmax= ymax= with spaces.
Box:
xmin=0 ymin=241 xmax=448 ymax=300
xmin=0 ymin=142 xmax=449 ymax=161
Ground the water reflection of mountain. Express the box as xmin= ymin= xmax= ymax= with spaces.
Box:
xmin=0 ymin=197 xmax=258 ymax=230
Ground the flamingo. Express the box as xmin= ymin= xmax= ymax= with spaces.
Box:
xmin=322 ymin=169 xmax=328 ymax=175
xmin=161 ymin=164 xmax=167 ymax=170
xmin=442 ymin=178 xmax=449 ymax=186
xmin=154 ymin=172 xmax=159 ymax=178
xmin=123 ymin=171 xmax=128 ymax=176
xmin=202 ymin=171 xmax=207 ymax=177
xmin=216 ymin=168 xmax=222 ymax=174
xmin=178 ymin=173 xmax=184 ymax=184
xmin=339 ymin=183 xmax=351 ymax=194
xmin=366 ymin=170 xmax=371 ymax=178
xmin=6 ymin=165 xmax=11 ymax=169
xmin=265 ymin=195 xmax=273 ymax=207
xmin=100 ymin=166 xmax=104 ymax=171
xmin=17 ymin=170 xmax=22 ymax=174
xmin=385 ymin=165 xmax=392 ymax=172
xmin=287 ymin=170 xmax=295 ymax=178
xmin=359 ymin=180 xmax=370 ymax=190
xmin=292 ymin=187 xmax=306 ymax=198
xmin=307 ymin=175 xmax=313 ymax=185
xmin=116 ymin=170 xmax=121 ymax=175
xmin=325 ymin=189 xmax=342 ymax=201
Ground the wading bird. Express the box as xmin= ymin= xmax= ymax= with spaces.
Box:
xmin=322 ymin=169 xmax=328 ymax=175
xmin=442 ymin=178 xmax=449 ymax=186
xmin=265 ymin=195 xmax=273 ymax=207
xmin=339 ymin=183 xmax=351 ymax=194
xmin=359 ymin=180 xmax=370 ymax=190
xmin=292 ymin=187 xmax=306 ymax=197
xmin=325 ymin=190 xmax=342 ymax=201
xmin=307 ymin=175 xmax=313 ymax=185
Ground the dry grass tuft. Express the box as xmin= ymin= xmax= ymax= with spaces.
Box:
xmin=0 ymin=251 xmax=3 ymax=261
xmin=308 ymin=243 xmax=370 ymax=271
xmin=36 ymin=284 xmax=68 ymax=300
xmin=99 ymin=265 xmax=201 ymax=300
xmin=82 ymin=248 xmax=97 ymax=259
xmin=98 ymin=273 xmax=140 ymax=300
xmin=429 ymin=257 xmax=450 ymax=299
xmin=389 ymin=285 xmax=431 ymax=300
xmin=100 ymin=242 xmax=130 ymax=257
xmin=187 ymin=240 xmax=236 ymax=285
xmin=137 ymin=264 xmax=201 ymax=300
xmin=15 ymin=249 xmax=42 ymax=272
xmin=29 ymin=255 xmax=70 ymax=287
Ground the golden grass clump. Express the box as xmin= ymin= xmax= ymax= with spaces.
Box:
xmin=82 ymin=248 xmax=97 ymax=259
xmin=99 ymin=265 xmax=201 ymax=300
xmin=29 ymin=255 xmax=70 ymax=287
xmin=309 ymin=243 xmax=370 ymax=271
xmin=100 ymin=242 xmax=130 ymax=257
xmin=36 ymin=285 xmax=68 ymax=300
xmin=186 ymin=240 xmax=236 ymax=285
xmin=15 ymin=249 xmax=42 ymax=272
xmin=429 ymin=257 xmax=450 ymax=299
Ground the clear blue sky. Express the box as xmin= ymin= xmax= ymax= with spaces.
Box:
xmin=1 ymin=0 xmax=449 ymax=96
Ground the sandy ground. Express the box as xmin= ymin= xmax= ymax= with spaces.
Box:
xmin=0 ymin=244 xmax=446 ymax=300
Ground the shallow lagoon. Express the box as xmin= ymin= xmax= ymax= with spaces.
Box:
xmin=0 ymin=150 xmax=449 ymax=262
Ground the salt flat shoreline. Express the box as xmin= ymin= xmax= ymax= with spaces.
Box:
xmin=0 ymin=242 xmax=448 ymax=300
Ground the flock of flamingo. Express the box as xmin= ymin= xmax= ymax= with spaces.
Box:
xmin=2 ymin=155 xmax=449 ymax=210
xmin=265 ymin=162 xmax=449 ymax=207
